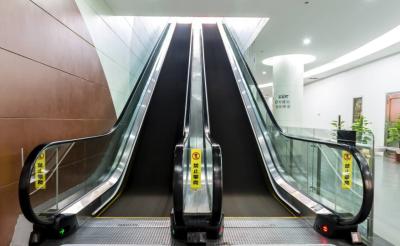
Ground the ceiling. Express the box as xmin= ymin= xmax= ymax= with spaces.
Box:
xmin=103 ymin=0 xmax=400 ymax=95
xmin=247 ymin=0 xmax=400 ymax=93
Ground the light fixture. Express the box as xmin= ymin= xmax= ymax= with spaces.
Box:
xmin=305 ymin=23 xmax=400 ymax=78
xmin=262 ymin=54 xmax=316 ymax=66
xmin=171 ymin=17 xmax=222 ymax=24
xmin=262 ymin=71 xmax=267 ymax=75
xmin=303 ymin=37 xmax=311 ymax=45
xmin=258 ymin=83 xmax=273 ymax=88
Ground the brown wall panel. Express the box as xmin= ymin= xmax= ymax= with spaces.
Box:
xmin=0 ymin=0 xmax=117 ymax=244
xmin=0 ymin=158 xmax=20 ymax=188
xmin=0 ymin=120 xmax=26 ymax=188
xmin=0 ymin=183 xmax=19 ymax=245
xmin=31 ymin=0 xmax=94 ymax=44
xmin=0 ymin=49 xmax=115 ymax=119
xmin=0 ymin=0 xmax=106 ymax=85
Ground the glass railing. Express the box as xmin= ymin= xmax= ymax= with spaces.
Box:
xmin=280 ymin=127 xmax=374 ymax=222
xmin=283 ymin=126 xmax=342 ymax=142
xmin=355 ymin=131 xmax=375 ymax=240
xmin=19 ymin=24 xmax=173 ymax=227
xmin=221 ymin=23 xmax=373 ymax=230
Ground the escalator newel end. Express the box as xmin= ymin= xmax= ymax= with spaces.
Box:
xmin=314 ymin=214 xmax=357 ymax=240
xmin=29 ymin=214 xmax=78 ymax=245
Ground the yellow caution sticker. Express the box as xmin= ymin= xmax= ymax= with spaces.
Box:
xmin=35 ymin=152 xmax=46 ymax=190
xmin=190 ymin=148 xmax=202 ymax=190
xmin=341 ymin=150 xmax=353 ymax=190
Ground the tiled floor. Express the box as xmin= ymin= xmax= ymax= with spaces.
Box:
xmin=374 ymin=155 xmax=400 ymax=245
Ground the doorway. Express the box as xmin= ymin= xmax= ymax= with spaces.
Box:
xmin=385 ymin=91 xmax=400 ymax=146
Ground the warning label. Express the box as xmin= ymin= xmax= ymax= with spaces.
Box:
xmin=35 ymin=152 xmax=46 ymax=190
xmin=341 ymin=150 xmax=353 ymax=190
xmin=190 ymin=148 xmax=202 ymax=190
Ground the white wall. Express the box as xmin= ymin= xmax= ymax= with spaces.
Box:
xmin=223 ymin=18 xmax=268 ymax=53
xmin=76 ymin=0 xmax=168 ymax=116
xmin=303 ymin=52 xmax=400 ymax=146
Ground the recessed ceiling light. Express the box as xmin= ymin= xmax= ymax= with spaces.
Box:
xmin=258 ymin=83 xmax=273 ymax=88
xmin=172 ymin=17 xmax=222 ymax=24
xmin=304 ymin=24 xmax=400 ymax=78
xmin=303 ymin=38 xmax=311 ymax=45
xmin=262 ymin=71 xmax=267 ymax=75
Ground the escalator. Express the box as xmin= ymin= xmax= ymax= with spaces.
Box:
xmin=17 ymin=21 xmax=374 ymax=246
xmin=209 ymin=22 xmax=374 ymax=241
xmin=99 ymin=24 xmax=191 ymax=217
xmin=203 ymin=24 xmax=292 ymax=217
xmin=18 ymin=23 xmax=193 ymax=244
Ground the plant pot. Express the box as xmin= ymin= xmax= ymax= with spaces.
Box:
xmin=337 ymin=130 xmax=356 ymax=146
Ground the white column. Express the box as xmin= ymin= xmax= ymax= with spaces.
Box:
xmin=272 ymin=56 xmax=306 ymax=128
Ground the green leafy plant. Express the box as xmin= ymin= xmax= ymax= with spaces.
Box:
xmin=387 ymin=117 xmax=400 ymax=148
xmin=331 ymin=115 xmax=345 ymax=139
xmin=352 ymin=115 xmax=373 ymax=144
xmin=331 ymin=115 xmax=345 ymax=130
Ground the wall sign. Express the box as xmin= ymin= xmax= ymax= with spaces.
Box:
xmin=275 ymin=94 xmax=291 ymax=109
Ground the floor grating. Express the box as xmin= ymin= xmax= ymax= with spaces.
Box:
xmin=42 ymin=217 xmax=350 ymax=245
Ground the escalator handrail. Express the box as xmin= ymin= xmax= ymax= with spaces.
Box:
xmin=19 ymin=24 xmax=171 ymax=226
xmin=200 ymin=27 xmax=223 ymax=224
xmin=222 ymin=24 xmax=373 ymax=226
xmin=173 ymin=26 xmax=193 ymax=224
xmin=200 ymin=27 xmax=211 ymax=137
xmin=181 ymin=27 xmax=194 ymax=142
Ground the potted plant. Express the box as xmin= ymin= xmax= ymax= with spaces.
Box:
xmin=331 ymin=115 xmax=345 ymax=140
xmin=331 ymin=115 xmax=357 ymax=145
xmin=386 ymin=117 xmax=400 ymax=162
xmin=331 ymin=115 xmax=345 ymax=131
xmin=352 ymin=115 xmax=373 ymax=145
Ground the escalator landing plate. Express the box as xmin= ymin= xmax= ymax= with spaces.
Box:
xmin=43 ymin=217 xmax=348 ymax=245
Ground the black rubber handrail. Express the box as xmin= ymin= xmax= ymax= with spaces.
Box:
xmin=172 ymin=25 xmax=193 ymax=224
xmin=200 ymin=27 xmax=223 ymax=225
xmin=19 ymin=24 xmax=171 ymax=226
xmin=210 ymin=144 xmax=222 ymax=225
xmin=222 ymin=24 xmax=373 ymax=226
xmin=181 ymin=26 xmax=193 ymax=143
xmin=172 ymin=143 xmax=184 ymax=225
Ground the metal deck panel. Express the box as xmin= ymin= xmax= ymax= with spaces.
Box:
xmin=41 ymin=217 xmax=350 ymax=245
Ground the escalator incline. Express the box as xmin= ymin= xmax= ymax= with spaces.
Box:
xmin=202 ymin=24 xmax=292 ymax=217
xmin=101 ymin=24 xmax=191 ymax=217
